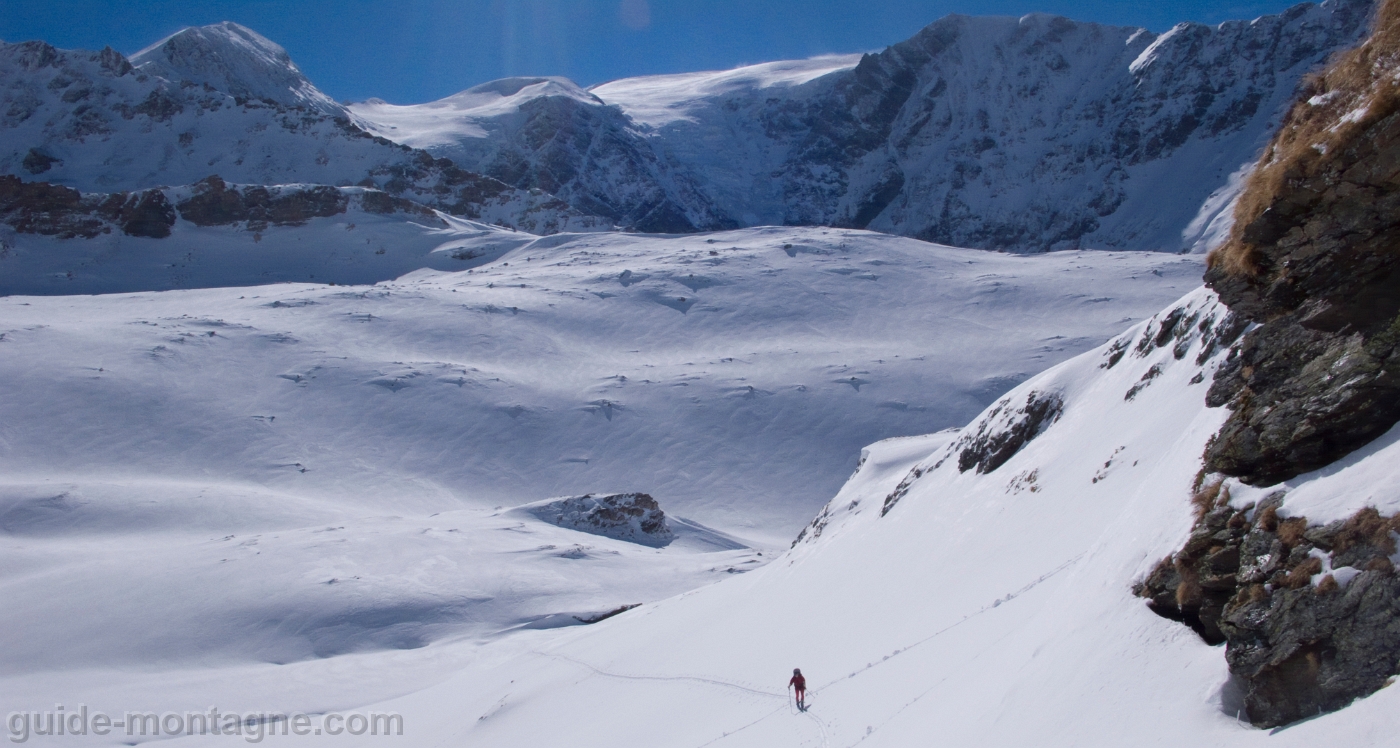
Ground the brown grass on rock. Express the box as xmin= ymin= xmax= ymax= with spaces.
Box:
xmin=1278 ymin=517 xmax=1310 ymax=549
xmin=1365 ymin=556 xmax=1396 ymax=573
xmin=1283 ymin=556 xmax=1325 ymax=589
xmin=1334 ymin=506 xmax=1400 ymax=555
xmin=1191 ymin=480 xmax=1228 ymax=520
xmin=1257 ymin=504 xmax=1280 ymax=532
xmin=1210 ymin=0 xmax=1400 ymax=276
xmin=1316 ymin=574 xmax=1340 ymax=594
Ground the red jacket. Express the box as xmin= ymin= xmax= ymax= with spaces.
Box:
xmin=789 ymin=674 xmax=806 ymax=690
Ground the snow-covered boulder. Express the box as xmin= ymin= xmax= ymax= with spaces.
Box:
xmin=517 ymin=493 xmax=675 ymax=547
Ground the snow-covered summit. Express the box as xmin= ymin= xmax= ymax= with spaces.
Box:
xmin=131 ymin=21 xmax=341 ymax=115
xmin=0 ymin=38 xmax=608 ymax=233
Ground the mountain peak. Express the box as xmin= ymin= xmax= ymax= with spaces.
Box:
xmin=130 ymin=21 xmax=340 ymax=114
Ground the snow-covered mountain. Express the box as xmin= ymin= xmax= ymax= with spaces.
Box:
xmin=0 ymin=25 xmax=607 ymax=233
xmin=354 ymin=78 xmax=735 ymax=233
xmin=354 ymin=0 xmax=1371 ymax=249
xmin=130 ymin=21 xmax=343 ymax=116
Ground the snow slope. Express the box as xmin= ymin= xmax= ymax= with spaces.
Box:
xmin=12 ymin=281 xmax=1400 ymax=746
xmin=352 ymin=78 xmax=607 ymax=149
xmin=353 ymin=0 xmax=1372 ymax=249
xmin=0 ymin=228 xmax=1209 ymax=738
xmin=130 ymin=22 xmax=342 ymax=116
xmin=278 ymin=291 xmax=1400 ymax=746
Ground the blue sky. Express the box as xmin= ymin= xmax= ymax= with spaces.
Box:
xmin=4 ymin=1 xmax=1316 ymax=104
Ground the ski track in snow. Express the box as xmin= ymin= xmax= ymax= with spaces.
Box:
xmin=532 ymin=552 xmax=1084 ymax=748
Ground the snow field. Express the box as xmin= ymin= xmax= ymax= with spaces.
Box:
xmin=0 ymin=227 xmax=1205 ymax=742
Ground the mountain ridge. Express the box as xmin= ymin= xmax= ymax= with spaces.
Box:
xmin=350 ymin=0 xmax=1373 ymax=249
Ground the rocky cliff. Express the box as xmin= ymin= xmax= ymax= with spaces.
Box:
xmin=1205 ymin=0 xmax=1400 ymax=485
xmin=1143 ymin=0 xmax=1400 ymax=727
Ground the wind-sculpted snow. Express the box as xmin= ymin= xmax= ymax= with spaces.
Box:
xmin=0 ymin=227 xmax=1201 ymax=537
xmin=7 ymin=246 xmax=1400 ymax=744
xmin=356 ymin=0 xmax=1371 ymax=250
xmin=296 ymin=285 xmax=1392 ymax=748
xmin=24 ymin=282 xmax=1396 ymax=746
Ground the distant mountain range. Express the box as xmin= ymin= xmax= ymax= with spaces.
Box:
xmin=0 ymin=0 xmax=1376 ymax=249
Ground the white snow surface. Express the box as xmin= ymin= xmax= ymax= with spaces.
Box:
xmin=10 ymin=278 xmax=1400 ymax=745
xmin=0 ymin=227 xmax=1201 ymax=540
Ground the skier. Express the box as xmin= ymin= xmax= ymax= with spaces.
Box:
xmin=789 ymin=668 xmax=807 ymax=711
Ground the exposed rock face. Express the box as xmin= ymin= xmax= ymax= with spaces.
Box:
xmin=1139 ymin=2 xmax=1400 ymax=728
xmin=952 ymin=390 xmax=1064 ymax=474
xmin=21 ymin=149 xmax=58 ymax=174
xmin=524 ymin=493 xmax=674 ymax=548
xmin=1204 ymin=0 xmax=1400 ymax=486
xmin=0 ymin=174 xmax=440 ymax=240
xmin=879 ymin=389 xmax=1067 ymax=518
xmin=178 ymin=175 xmax=347 ymax=227
xmin=1137 ymin=488 xmax=1400 ymax=728
xmin=0 ymin=175 xmax=174 ymax=238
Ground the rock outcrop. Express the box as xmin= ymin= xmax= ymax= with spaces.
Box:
xmin=522 ymin=493 xmax=674 ymax=548
xmin=0 ymin=174 xmax=443 ymax=239
xmin=1137 ymin=487 xmax=1400 ymax=728
xmin=1142 ymin=1 xmax=1400 ymax=728
xmin=1205 ymin=0 xmax=1400 ymax=486
xmin=0 ymin=175 xmax=174 ymax=239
